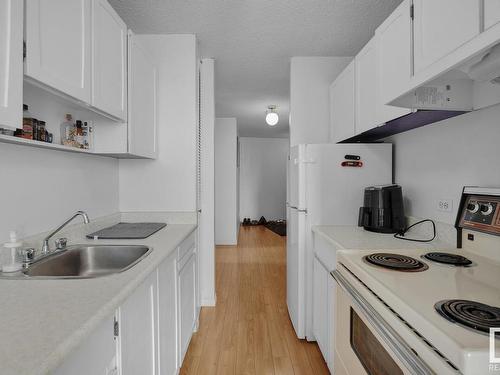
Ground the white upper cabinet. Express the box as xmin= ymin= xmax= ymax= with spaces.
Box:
xmin=92 ymin=0 xmax=127 ymax=121
xmin=376 ymin=0 xmax=412 ymax=107
xmin=128 ymin=33 xmax=158 ymax=159
xmin=485 ymin=0 xmax=500 ymax=30
xmin=413 ymin=0 xmax=481 ymax=74
xmin=0 ymin=0 xmax=22 ymax=129
xmin=330 ymin=60 xmax=355 ymax=143
xmin=355 ymin=38 xmax=378 ymax=134
xmin=25 ymin=0 xmax=92 ymax=103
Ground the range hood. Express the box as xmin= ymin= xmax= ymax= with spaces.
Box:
xmin=460 ymin=43 xmax=500 ymax=84
xmin=341 ymin=109 xmax=468 ymax=143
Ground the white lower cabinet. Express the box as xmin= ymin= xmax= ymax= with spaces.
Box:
xmin=55 ymin=230 xmax=198 ymax=375
xmin=178 ymin=234 xmax=198 ymax=364
xmin=312 ymin=232 xmax=338 ymax=373
xmin=119 ymin=271 xmax=159 ymax=375
xmin=53 ymin=315 xmax=117 ymax=375
xmin=313 ymin=255 xmax=329 ymax=358
xmin=158 ymin=253 xmax=179 ymax=375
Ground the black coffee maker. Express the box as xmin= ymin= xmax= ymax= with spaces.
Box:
xmin=358 ymin=185 xmax=405 ymax=233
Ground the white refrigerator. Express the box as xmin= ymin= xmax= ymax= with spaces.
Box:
xmin=286 ymin=143 xmax=392 ymax=340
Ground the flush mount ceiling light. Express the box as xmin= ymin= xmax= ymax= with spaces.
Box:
xmin=265 ymin=105 xmax=279 ymax=126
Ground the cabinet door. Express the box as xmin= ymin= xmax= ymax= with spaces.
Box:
xmin=119 ymin=271 xmax=158 ymax=375
xmin=25 ymin=0 xmax=91 ymax=102
xmin=355 ymin=38 xmax=378 ymax=134
xmin=54 ymin=315 xmax=117 ymax=375
xmin=312 ymin=256 xmax=329 ymax=364
xmin=376 ymin=0 xmax=412 ymax=107
xmin=92 ymin=0 xmax=127 ymax=120
xmin=158 ymin=254 xmax=178 ymax=375
xmin=413 ymin=0 xmax=481 ymax=74
xmin=0 ymin=0 xmax=22 ymax=129
xmin=330 ymin=60 xmax=355 ymax=143
xmin=178 ymin=253 xmax=196 ymax=364
xmin=128 ymin=32 xmax=158 ymax=159
xmin=485 ymin=0 xmax=500 ymax=30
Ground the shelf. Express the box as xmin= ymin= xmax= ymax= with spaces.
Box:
xmin=0 ymin=134 xmax=95 ymax=155
xmin=0 ymin=134 xmax=153 ymax=159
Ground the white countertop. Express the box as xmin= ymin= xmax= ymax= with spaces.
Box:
xmin=312 ymin=225 xmax=454 ymax=251
xmin=312 ymin=225 xmax=455 ymax=271
xmin=0 ymin=218 xmax=196 ymax=375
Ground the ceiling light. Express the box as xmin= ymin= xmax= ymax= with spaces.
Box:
xmin=265 ymin=105 xmax=279 ymax=126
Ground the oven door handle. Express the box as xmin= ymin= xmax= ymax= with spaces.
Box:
xmin=331 ymin=269 xmax=435 ymax=375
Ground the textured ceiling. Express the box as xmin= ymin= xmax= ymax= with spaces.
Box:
xmin=109 ymin=0 xmax=401 ymax=138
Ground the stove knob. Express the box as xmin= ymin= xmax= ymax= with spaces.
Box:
xmin=467 ymin=202 xmax=479 ymax=213
xmin=480 ymin=203 xmax=494 ymax=216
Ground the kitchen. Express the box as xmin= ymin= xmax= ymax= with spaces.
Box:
xmin=1 ymin=1 xmax=500 ymax=375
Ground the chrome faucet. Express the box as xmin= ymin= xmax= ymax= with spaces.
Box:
xmin=41 ymin=211 xmax=90 ymax=254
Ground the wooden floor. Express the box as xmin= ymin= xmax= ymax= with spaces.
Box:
xmin=180 ymin=225 xmax=329 ymax=375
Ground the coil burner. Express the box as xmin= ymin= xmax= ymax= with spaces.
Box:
xmin=423 ymin=252 xmax=473 ymax=267
xmin=363 ymin=253 xmax=429 ymax=272
xmin=435 ymin=299 xmax=500 ymax=335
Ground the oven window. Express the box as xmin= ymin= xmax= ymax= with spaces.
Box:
xmin=350 ymin=308 xmax=403 ymax=375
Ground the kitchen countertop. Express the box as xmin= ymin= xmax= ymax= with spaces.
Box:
xmin=0 ymin=218 xmax=196 ymax=375
xmin=312 ymin=225 xmax=454 ymax=251
xmin=312 ymin=225 xmax=455 ymax=271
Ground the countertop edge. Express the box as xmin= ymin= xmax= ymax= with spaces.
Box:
xmin=311 ymin=225 xmax=346 ymax=249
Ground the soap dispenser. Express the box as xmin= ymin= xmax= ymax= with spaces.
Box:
xmin=2 ymin=231 xmax=23 ymax=273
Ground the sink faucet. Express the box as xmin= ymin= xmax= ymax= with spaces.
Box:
xmin=41 ymin=211 xmax=90 ymax=254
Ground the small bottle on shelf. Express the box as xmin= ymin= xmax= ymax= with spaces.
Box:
xmin=83 ymin=121 xmax=92 ymax=150
xmin=38 ymin=121 xmax=46 ymax=142
xmin=60 ymin=114 xmax=75 ymax=146
xmin=75 ymin=120 xmax=84 ymax=148
xmin=22 ymin=104 xmax=34 ymax=140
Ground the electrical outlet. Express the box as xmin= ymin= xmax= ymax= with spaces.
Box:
xmin=437 ymin=199 xmax=453 ymax=212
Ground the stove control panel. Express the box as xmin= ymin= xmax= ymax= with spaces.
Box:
xmin=460 ymin=195 xmax=500 ymax=235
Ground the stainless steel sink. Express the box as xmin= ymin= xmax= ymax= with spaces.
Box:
xmin=23 ymin=245 xmax=151 ymax=278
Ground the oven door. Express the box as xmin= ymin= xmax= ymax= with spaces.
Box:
xmin=331 ymin=270 xmax=434 ymax=375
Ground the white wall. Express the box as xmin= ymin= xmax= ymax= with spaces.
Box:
xmin=214 ymin=118 xmax=238 ymax=245
xmin=389 ymin=104 xmax=500 ymax=225
xmin=290 ymin=57 xmax=352 ymax=146
xmin=0 ymin=143 xmax=118 ymax=242
xmin=239 ymin=137 xmax=288 ymax=221
xmin=119 ymin=35 xmax=198 ymax=212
